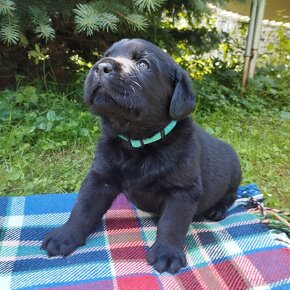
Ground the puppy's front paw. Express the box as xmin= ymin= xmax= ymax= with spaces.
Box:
xmin=41 ymin=225 xmax=85 ymax=257
xmin=147 ymin=242 xmax=187 ymax=274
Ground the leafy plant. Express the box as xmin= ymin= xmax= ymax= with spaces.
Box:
xmin=0 ymin=0 xmax=165 ymax=45
xmin=28 ymin=44 xmax=49 ymax=65
xmin=0 ymin=0 xmax=19 ymax=45
xmin=1 ymin=68 xmax=289 ymax=210
xmin=0 ymin=86 xmax=98 ymax=154
xmin=0 ymin=0 xmax=289 ymax=211
xmin=0 ymin=0 xmax=231 ymax=88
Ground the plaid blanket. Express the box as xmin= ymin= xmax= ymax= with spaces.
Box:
xmin=0 ymin=185 xmax=289 ymax=290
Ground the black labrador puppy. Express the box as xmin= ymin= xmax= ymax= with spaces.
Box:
xmin=42 ymin=39 xmax=241 ymax=274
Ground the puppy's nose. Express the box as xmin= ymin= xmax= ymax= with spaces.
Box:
xmin=95 ymin=62 xmax=113 ymax=75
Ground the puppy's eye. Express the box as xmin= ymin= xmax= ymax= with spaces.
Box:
xmin=137 ymin=59 xmax=150 ymax=69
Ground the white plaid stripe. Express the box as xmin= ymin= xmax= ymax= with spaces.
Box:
xmin=0 ymin=197 xmax=25 ymax=290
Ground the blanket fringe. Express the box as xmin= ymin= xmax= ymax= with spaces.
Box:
xmin=248 ymin=197 xmax=290 ymax=241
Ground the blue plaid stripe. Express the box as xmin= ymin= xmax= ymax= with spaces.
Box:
xmin=0 ymin=186 xmax=290 ymax=290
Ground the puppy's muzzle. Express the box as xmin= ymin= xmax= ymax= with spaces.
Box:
xmin=84 ymin=61 xmax=115 ymax=105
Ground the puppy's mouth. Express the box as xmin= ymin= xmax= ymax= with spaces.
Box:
xmin=90 ymin=86 xmax=142 ymax=119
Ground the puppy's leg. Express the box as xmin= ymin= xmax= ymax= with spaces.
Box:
xmin=42 ymin=170 xmax=119 ymax=257
xmin=147 ymin=195 xmax=198 ymax=274
xmin=205 ymin=187 xmax=237 ymax=221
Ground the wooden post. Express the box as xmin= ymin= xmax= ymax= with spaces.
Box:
xmin=242 ymin=0 xmax=266 ymax=87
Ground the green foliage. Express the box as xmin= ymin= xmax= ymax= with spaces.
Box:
xmin=0 ymin=1 xmax=72 ymax=44
xmin=74 ymin=2 xmax=120 ymax=34
xmin=28 ymin=44 xmax=49 ymax=64
xmin=0 ymin=0 xmax=18 ymax=44
xmin=194 ymin=62 xmax=290 ymax=114
xmin=1 ymin=83 xmax=289 ymax=209
xmin=0 ymin=0 xmax=289 ymax=209
xmin=0 ymin=0 xmax=232 ymax=87
xmin=167 ymin=12 xmax=245 ymax=80
xmin=0 ymin=0 xmax=15 ymax=15
xmin=0 ymin=85 xmax=95 ymax=193
xmin=262 ymin=19 xmax=290 ymax=66
xmin=247 ymin=65 xmax=290 ymax=109
xmin=73 ymin=0 xmax=165 ymax=34
xmin=29 ymin=5 xmax=55 ymax=42
xmin=0 ymin=22 xmax=19 ymax=45
xmin=0 ymin=86 xmax=99 ymax=155
xmin=135 ymin=0 xmax=165 ymax=12
xmin=0 ymin=0 xmax=165 ymax=44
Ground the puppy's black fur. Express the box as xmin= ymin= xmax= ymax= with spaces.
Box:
xmin=42 ymin=39 xmax=241 ymax=274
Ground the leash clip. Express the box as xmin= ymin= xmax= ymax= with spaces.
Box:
xmin=249 ymin=197 xmax=268 ymax=219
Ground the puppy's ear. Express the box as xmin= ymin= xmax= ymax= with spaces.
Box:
xmin=169 ymin=68 xmax=195 ymax=120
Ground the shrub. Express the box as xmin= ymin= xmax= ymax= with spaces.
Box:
xmin=0 ymin=0 xmax=230 ymax=88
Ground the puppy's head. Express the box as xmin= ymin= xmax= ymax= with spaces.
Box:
xmin=84 ymin=38 xmax=195 ymax=137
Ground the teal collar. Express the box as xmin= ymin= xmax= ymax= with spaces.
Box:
xmin=118 ymin=120 xmax=177 ymax=148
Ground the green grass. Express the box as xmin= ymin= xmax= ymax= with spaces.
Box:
xmin=0 ymin=87 xmax=289 ymax=211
